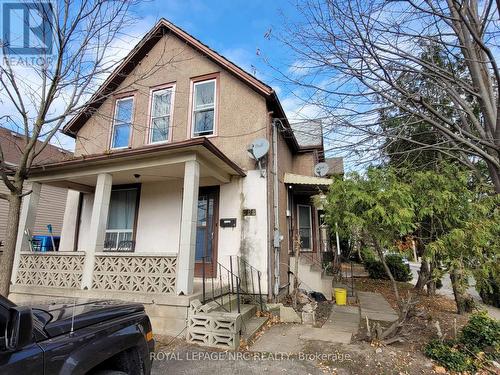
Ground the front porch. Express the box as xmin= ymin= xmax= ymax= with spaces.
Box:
xmin=8 ymin=140 xmax=252 ymax=334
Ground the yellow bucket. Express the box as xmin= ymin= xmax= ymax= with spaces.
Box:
xmin=334 ymin=288 xmax=347 ymax=305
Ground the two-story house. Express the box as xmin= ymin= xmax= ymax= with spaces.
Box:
xmin=8 ymin=19 xmax=338 ymax=337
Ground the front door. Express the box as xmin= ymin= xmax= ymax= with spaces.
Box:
xmin=194 ymin=186 xmax=219 ymax=278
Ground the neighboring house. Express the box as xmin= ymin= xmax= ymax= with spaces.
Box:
xmin=8 ymin=19 xmax=342 ymax=336
xmin=0 ymin=127 xmax=72 ymax=249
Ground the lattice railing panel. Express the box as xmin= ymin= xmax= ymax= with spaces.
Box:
xmin=92 ymin=255 xmax=177 ymax=294
xmin=16 ymin=253 xmax=84 ymax=288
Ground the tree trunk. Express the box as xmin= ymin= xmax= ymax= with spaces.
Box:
xmin=485 ymin=160 xmax=500 ymax=194
xmin=426 ymin=262 xmax=437 ymax=296
xmin=0 ymin=194 xmax=22 ymax=296
xmin=370 ymin=235 xmax=401 ymax=304
xmin=415 ymin=259 xmax=430 ymax=291
xmin=449 ymin=268 xmax=474 ymax=314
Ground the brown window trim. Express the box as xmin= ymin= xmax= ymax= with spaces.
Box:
xmin=109 ymin=91 xmax=137 ymax=151
xmin=188 ymin=72 xmax=220 ymax=139
xmin=147 ymin=82 xmax=176 ymax=145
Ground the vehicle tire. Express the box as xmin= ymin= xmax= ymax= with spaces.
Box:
xmin=93 ymin=371 xmax=128 ymax=375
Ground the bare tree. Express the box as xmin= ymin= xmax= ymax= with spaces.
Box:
xmin=0 ymin=1 xmax=180 ymax=296
xmin=274 ymin=0 xmax=500 ymax=192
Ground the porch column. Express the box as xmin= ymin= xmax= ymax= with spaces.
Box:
xmin=81 ymin=173 xmax=112 ymax=289
xmin=58 ymin=190 xmax=81 ymax=252
xmin=176 ymin=159 xmax=200 ymax=295
xmin=11 ymin=182 xmax=42 ymax=283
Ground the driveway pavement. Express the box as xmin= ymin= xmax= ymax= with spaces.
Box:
xmin=151 ymin=345 xmax=325 ymax=375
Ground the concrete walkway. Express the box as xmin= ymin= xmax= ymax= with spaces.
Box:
xmin=358 ymin=291 xmax=399 ymax=322
xmin=250 ymin=304 xmax=361 ymax=352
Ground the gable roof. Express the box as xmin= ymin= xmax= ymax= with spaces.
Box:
xmin=0 ymin=126 xmax=72 ymax=167
xmin=62 ymin=18 xmax=297 ymax=149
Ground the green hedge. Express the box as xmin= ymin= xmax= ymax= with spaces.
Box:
xmin=364 ymin=254 xmax=413 ymax=282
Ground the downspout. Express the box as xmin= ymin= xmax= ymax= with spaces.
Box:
xmin=272 ymin=119 xmax=283 ymax=301
xmin=267 ymin=113 xmax=274 ymax=301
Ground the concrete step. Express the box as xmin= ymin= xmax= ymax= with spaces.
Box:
xmin=240 ymin=303 xmax=257 ymax=322
xmin=241 ymin=316 xmax=268 ymax=342
xmin=215 ymin=302 xmax=256 ymax=322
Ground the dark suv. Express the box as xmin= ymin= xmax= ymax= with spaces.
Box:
xmin=0 ymin=295 xmax=154 ymax=374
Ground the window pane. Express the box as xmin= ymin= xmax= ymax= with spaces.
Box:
xmin=152 ymin=90 xmax=171 ymax=117
xmin=194 ymin=81 xmax=215 ymax=109
xmin=194 ymin=109 xmax=214 ymax=135
xmin=151 ymin=117 xmax=169 ymax=142
xmin=112 ymin=123 xmax=130 ymax=148
xmin=116 ymin=98 xmax=133 ymax=123
xmin=298 ymin=205 xmax=312 ymax=250
xmin=299 ymin=229 xmax=311 ymax=249
xmin=107 ymin=189 xmax=138 ymax=230
xmin=299 ymin=206 xmax=312 ymax=229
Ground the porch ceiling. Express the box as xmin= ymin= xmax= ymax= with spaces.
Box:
xmin=28 ymin=138 xmax=245 ymax=191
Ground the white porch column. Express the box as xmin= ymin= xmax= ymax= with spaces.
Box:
xmin=176 ymin=160 xmax=200 ymax=295
xmin=58 ymin=190 xmax=81 ymax=252
xmin=81 ymin=173 xmax=112 ymax=289
xmin=11 ymin=182 xmax=42 ymax=283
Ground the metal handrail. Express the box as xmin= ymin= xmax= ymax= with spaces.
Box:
xmin=201 ymin=257 xmax=241 ymax=313
xmin=332 ymin=255 xmax=355 ymax=297
xmin=230 ymin=256 xmax=264 ymax=311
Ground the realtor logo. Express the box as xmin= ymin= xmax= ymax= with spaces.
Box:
xmin=1 ymin=1 xmax=54 ymax=55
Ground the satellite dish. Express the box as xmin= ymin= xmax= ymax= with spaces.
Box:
xmin=314 ymin=162 xmax=330 ymax=177
xmin=247 ymin=138 xmax=270 ymax=160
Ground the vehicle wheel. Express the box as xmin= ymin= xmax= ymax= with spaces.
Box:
xmin=93 ymin=371 xmax=128 ymax=375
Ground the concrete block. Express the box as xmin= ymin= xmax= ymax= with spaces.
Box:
xmin=210 ymin=331 xmax=240 ymax=350
xmin=188 ymin=299 xmax=202 ymax=315
xmin=279 ymin=305 xmax=302 ymax=323
xmin=302 ymin=311 xmax=315 ymax=326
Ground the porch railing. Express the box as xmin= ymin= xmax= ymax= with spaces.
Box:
xmin=92 ymin=253 xmax=177 ymax=294
xmin=15 ymin=252 xmax=178 ymax=295
xmin=16 ymin=252 xmax=85 ymax=289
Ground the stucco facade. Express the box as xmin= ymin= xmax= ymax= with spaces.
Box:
xmin=74 ymin=33 xmax=269 ymax=172
xmin=10 ymin=20 xmax=333 ymax=334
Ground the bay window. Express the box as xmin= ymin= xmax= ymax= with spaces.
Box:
xmin=192 ymin=79 xmax=216 ymax=136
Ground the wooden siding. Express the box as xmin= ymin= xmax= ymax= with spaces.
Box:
xmin=0 ymin=183 xmax=67 ymax=242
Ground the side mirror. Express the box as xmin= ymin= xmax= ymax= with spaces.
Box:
xmin=4 ymin=306 xmax=33 ymax=351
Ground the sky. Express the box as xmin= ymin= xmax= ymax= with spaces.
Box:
xmin=1 ymin=0 xmax=353 ymax=170
xmin=125 ymin=0 xmax=312 ymax=119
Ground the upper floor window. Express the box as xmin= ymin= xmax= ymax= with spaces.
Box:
xmin=111 ymin=97 xmax=134 ymax=149
xmin=192 ymin=79 xmax=216 ymax=137
xmin=150 ymin=87 xmax=174 ymax=143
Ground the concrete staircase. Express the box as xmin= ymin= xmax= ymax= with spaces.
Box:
xmin=187 ymin=294 xmax=268 ymax=350
xmin=290 ymin=255 xmax=334 ymax=300
xmin=214 ymin=294 xmax=268 ymax=343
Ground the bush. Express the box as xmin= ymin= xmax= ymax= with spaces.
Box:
xmin=425 ymin=312 xmax=500 ymax=372
xmin=364 ymin=253 xmax=413 ymax=282
xmin=424 ymin=339 xmax=475 ymax=372
xmin=460 ymin=312 xmax=500 ymax=359
xmin=360 ymin=247 xmax=376 ymax=263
